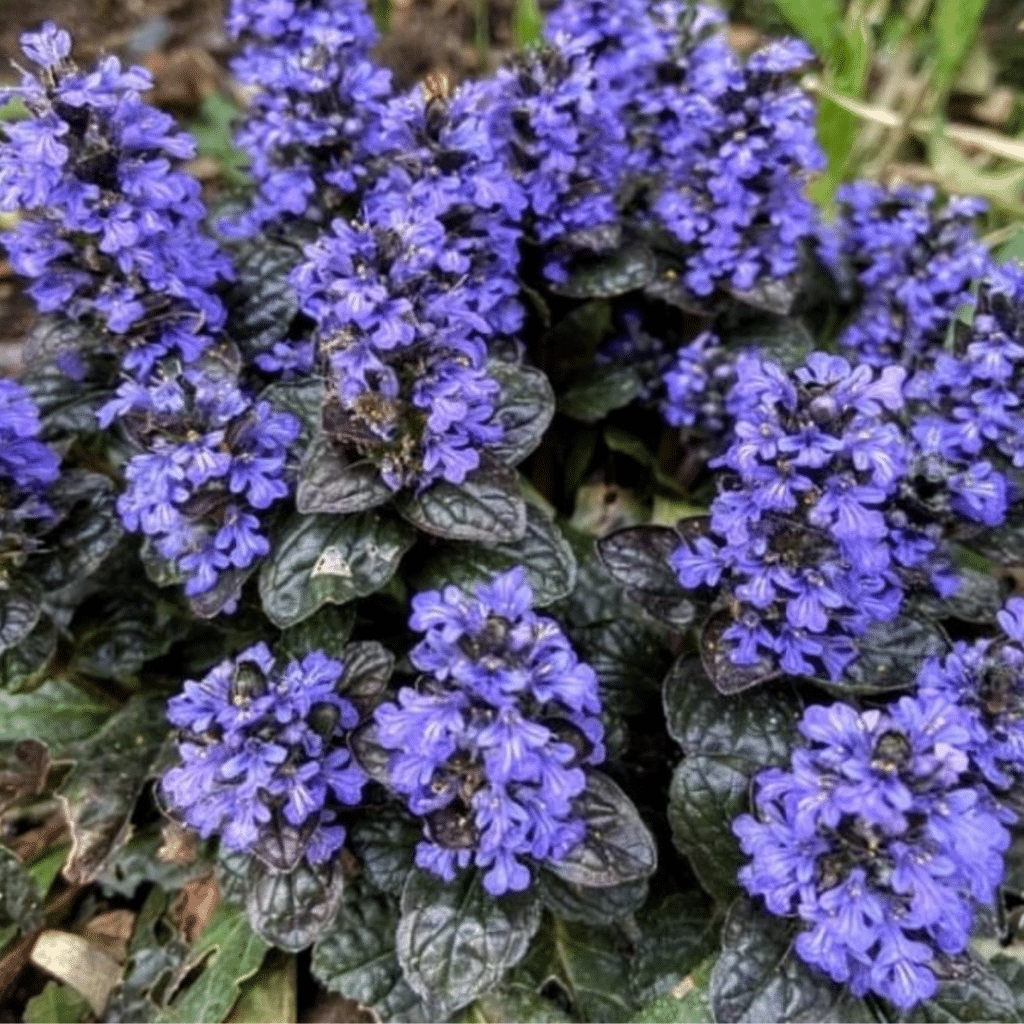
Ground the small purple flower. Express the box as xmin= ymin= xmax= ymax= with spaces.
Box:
xmin=374 ymin=568 xmax=604 ymax=896
xmin=162 ymin=643 xmax=367 ymax=863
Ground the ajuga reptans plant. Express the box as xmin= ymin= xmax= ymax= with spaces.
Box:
xmin=1 ymin=1 xmax=1024 ymax=1021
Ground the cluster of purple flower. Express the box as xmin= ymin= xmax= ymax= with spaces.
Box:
xmin=670 ymin=351 xmax=955 ymax=679
xmin=373 ymin=568 xmax=605 ymax=896
xmin=916 ymin=598 xmax=1024 ymax=800
xmin=821 ymin=183 xmax=991 ymax=369
xmin=224 ymin=0 xmax=392 ymax=236
xmin=0 ymin=379 xmax=61 ymax=553
xmin=162 ymin=642 xmax=367 ymax=863
xmin=0 ymin=24 xmax=233 ymax=378
xmin=293 ymin=79 xmax=525 ymax=489
xmin=549 ymin=0 xmax=824 ymax=297
xmin=105 ymin=366 xmax=299 ymax=605
xmin=905 ymin=262 xmax=1024 ymax=530
xmin=484 ymin=35 xmax=628 ymax=281
xmin=734 ymin=694 xmax=1010 ymax=1009
xmin=660 ymin=330 xmax=740 ymax=434
xmin=0 ymin=25 xmax=303 ymax=605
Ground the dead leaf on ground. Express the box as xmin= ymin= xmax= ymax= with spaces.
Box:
xmin=158 ymin=819 xmax=198 ymax=866
xmin=82 ymin=909 xmax=134 ymax=962
xmin=172 ymin=869 xmax=220 ymax=943
xmin=31 ymin=930 xmax=121 ymax=1016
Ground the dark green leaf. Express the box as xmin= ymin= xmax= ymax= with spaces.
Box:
xmin=518 ymin=914 xmax=635 ymax=1022
xmin=700 ymin=610 xmax=780 ymax=694
xmin=663 ymin=657 xmax=799 ymax=765
xmin=259 ymin=379 xmax=323 ymax=451
xmin=157 ymin=904 xmax=269 ymax=1024
xmin=23 ymin=316 xmax=102 ymax=366
xmin=632 ymin=892 xmax=719 ymax=1005
xmin=551 ymin=243 xmax=657 ymax=299
xmin=536 ymin=868 xmax=648 ymax=925
xmin=188 ymin=565 xmax=256 ymax=620
xmin=72 ymin=591 xmax=187 ymax=680
xmin=23 ymin=981 xmax=92 ymax=1024
xmin=838 ymin=613 xmax=949 ymax=694
xmin=726 ymin=276 xmax=799 ymax=316
xmin=727 ymin=315 xmax=814 ymax=371
xmin=38 ymin=471 xmax=123 ymax=589
xmin=0 ymin=845 xmax=43 ymax=933
xmin=140 ymin=539 xmax=186 ymax=588
xmin=347 ymin=809 xmax=420 ymax=896
xmin=552 ymin=538 xmax=634 ymax=628
xmin=0 ymin=617 xmax=57 ymax=693
xmin=245 ymin=857 xmax=346 ymax=953
xmin=297 ymin=434 xmax=392 ymax=515
xmin=0 ymin=585 xmax=42 ymax=655
xmin=454 ymin=984 xmax=573 ymax=1023
xmin=545 ymin=771 xmax=657 ymax=888
xmin=572 ymin=616 xmax=671 ymax=714
xmin=312 ymin=884 xmax=429 ymax=1023
xmin=988 ymin=956 xmax=1024 ymax=1019
xmin=259 ymin=512 xmax=414 ymax=628
xmin=710 ymin=896 xmax=875 ymax=1022
xmin=667 ymin=756 xmax=747 ymax=904
xmin=898 ymin=953 xmax=1019 ymax=1023
xmin=0 ymin=680 xmax=108 ymax=753
xmin=398 ymin=467 xmax=526 ymax=544
xmin=597 ymin=525 xmax=697 ymax=628
xmin=226 ymin=240 xmax=301 ymax=354
xmin=22 ymin=356 xmax=110 ymax=438
xmin=488 ymin=360 xmax=556 ymax=467
xmin=629 ymin=956 xmax=715 ymax=1024
xmin=338 ymin=641 xmax=395 ymax=717
xmin=396 ymin=868 xmax=541 ymax=1015
xmin=349 ymin=720 xmax=393 ymax=788
xmin=277 ymin=604 xmax=356 ymax=661
xmin=415 ymin=504 xmax=576 ymax=607
xmin=57 ymin=696 xmax=169 ymax=885
xmin=966 ymin=509 xmax=1024 ymax=565
xmin=913 ymin=569 xmax=1005 ymax=623
xmin=558 ymin=365 xmax=643 ymax=423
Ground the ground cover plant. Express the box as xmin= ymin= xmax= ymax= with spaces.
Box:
xmin=2 ymin=0 xmax=1024 ymax=1020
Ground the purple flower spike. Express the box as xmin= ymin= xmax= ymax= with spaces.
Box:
xmin=162 ymin=643 xmax=367 ymax=863
xmin=735 ymin=693 xmax=1010 ymax=1010
xmin=374 ymin=568 xmax=604 ymax=896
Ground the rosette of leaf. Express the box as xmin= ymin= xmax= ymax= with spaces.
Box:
xmin=916 ymin=598 xmax=1024 ymax=813
xmin=223 ymin=0 xmax=393 ymax=237
xmin=163 ymin=638 xmax=394 ymax=950
xmin=105 ymin=358 xmax=300 ymax=617
xmin=0 ymin=23 xmax=233 ymax=379
xmin=484 ymin=35 xmax=629 ymax=282
xmin=0 ymin=379 xmax=122 ymax=686
xmin=819 ymin=183 xmax=991 ymax=369
xmin=732 ymin=694 xmax=1010 ymax=1011
xmin=600 ymin=352 xmax=954 ymax=693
